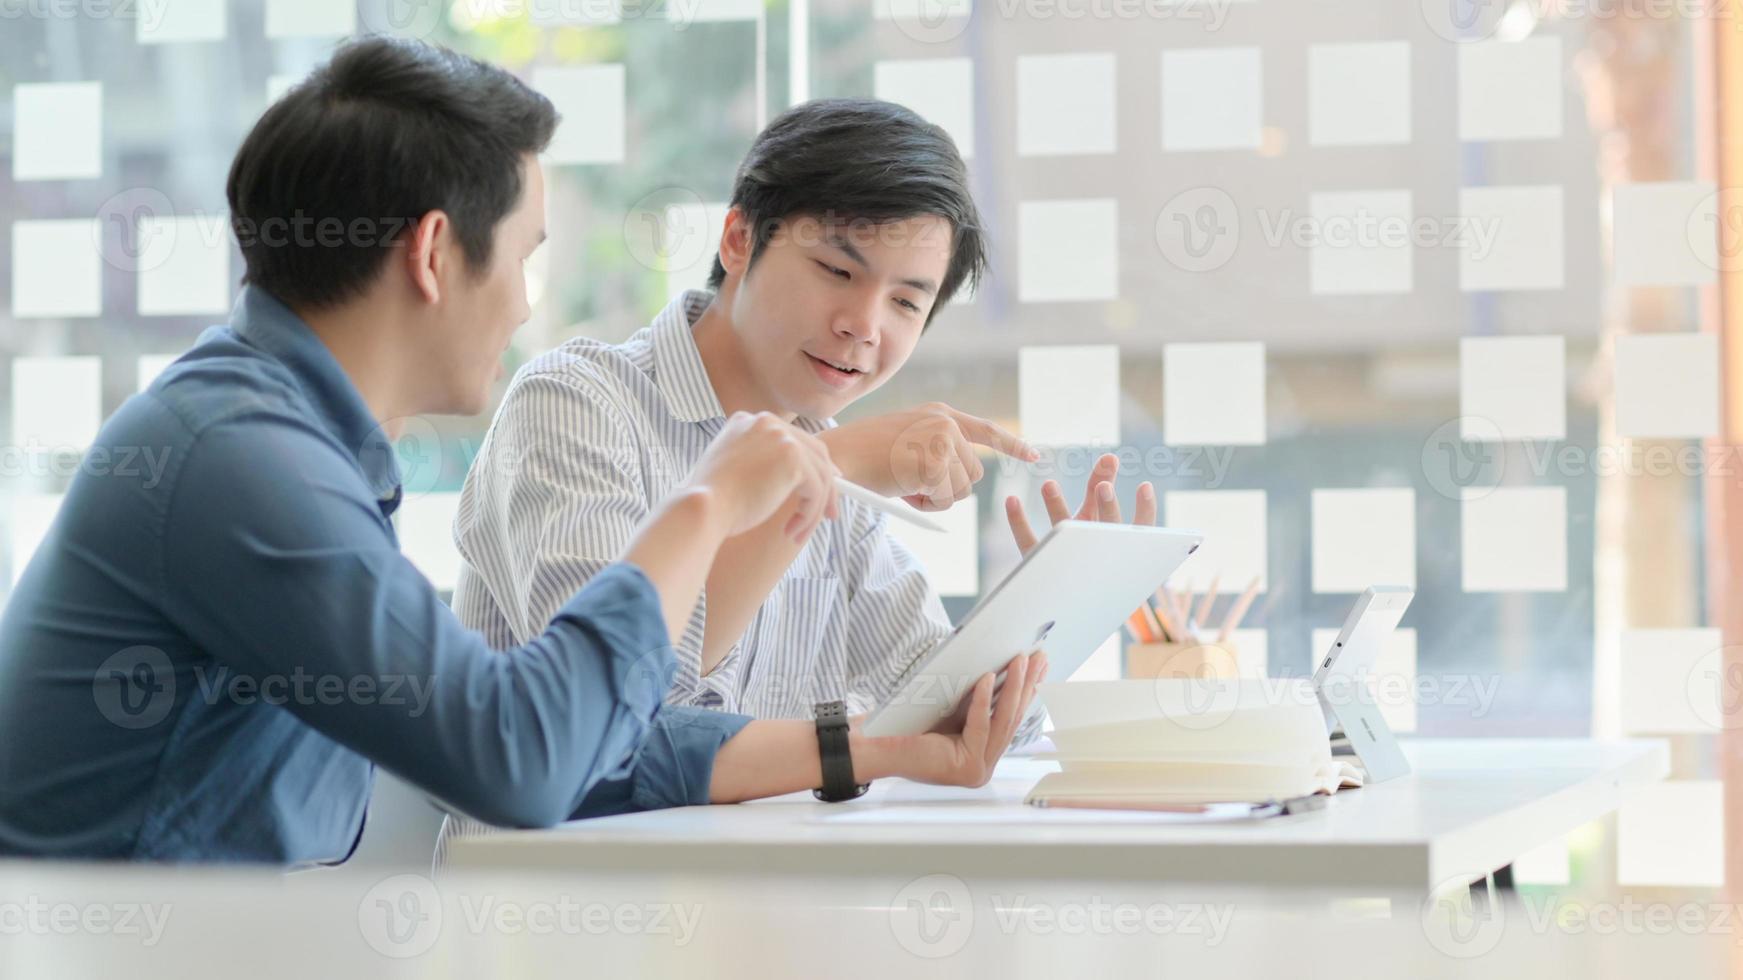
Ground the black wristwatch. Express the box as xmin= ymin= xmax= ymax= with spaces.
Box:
xmin=813 ymin=700 xmax=870 ymax=802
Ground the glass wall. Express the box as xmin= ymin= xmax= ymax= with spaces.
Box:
xmin=1 ymin=0 xmax=1732 ymax=886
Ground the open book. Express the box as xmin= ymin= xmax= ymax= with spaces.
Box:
xmin=1026 ymin=679 xmax=1365 ymax=806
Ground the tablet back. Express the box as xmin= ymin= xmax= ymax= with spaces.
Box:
xmin=862 ymin=521 xmax=1203 ymax=737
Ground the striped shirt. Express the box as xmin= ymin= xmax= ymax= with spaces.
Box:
xmin=450 ymin=290 xmax=956 ymax=715
xmin=437 ymin=291 xmax=1041 ymax=862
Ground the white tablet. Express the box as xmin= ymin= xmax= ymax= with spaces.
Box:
xmin=1311 ymin=585 xmax=1414 ymax=783
xmin=862 ymin=521 xmax=1204 ymax=737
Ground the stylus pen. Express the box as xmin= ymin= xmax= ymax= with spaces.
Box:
xmin=833 ymin=478 xmax=949 ymax=533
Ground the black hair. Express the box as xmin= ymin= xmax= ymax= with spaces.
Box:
xmin=706 ymin=98 xmax=985 ymax=322
xmin=226 ymin=36 xmax=558 ymax=312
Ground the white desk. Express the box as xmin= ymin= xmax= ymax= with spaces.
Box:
xmin=447 ymin=738 xmax=1668 ymax=892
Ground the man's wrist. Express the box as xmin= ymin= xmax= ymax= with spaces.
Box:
xmin=667 ymin=484 xmax=732 ymax=545
xmin=846 ymin=729 xmax=899 ymax=784
xmin=814 ymin=428 xmax=870 ymax=488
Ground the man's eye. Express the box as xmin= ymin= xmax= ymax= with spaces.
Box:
xmin=816 ymin=261 xmax=849 ymax=279
xmin=896 ymin=298 xmax=921 ymax=313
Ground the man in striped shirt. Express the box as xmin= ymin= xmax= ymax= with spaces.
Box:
xmin=443 ymin=99 xmax=1149 ymax=848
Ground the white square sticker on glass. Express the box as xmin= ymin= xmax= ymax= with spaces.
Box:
xmin=137 ymin=0 xmax=227 ymax=43
xmin=267 ymin=74 xmax=299 ymax=104
xmin=671 ymin=0 xmax=762 ymax=21
xmin=1458 ymin=37 xmax=1563 ymax=142
xmin=12 ymin=356 xmax=102 ymax=452
xmin=397 ymin=492 xmax=464 ymax=593
xmin=1225 ymin=629 xmax=1268 ymax=680
xmin=1309 ymin=189 xmax=1413 ymax=295
xmin=1164 ymin=490 xmax=1267 ymax=592
xmin=1311 ymin=488 xmax=1416 ymax=593
xmin=137 ymin=354 xmax=179 ymax=393
xmin=1018 ymin=345 xmax=1119 ymax=447
xmin=1614 ymin=333 xmax=1719 ymax=439
xmin=1163 ymin=342 xmax=1265 ymax=446
xmin=660 ymin=200 xmax=728 ymax=302
xmin=1619 ymin=628 xmax=1723 ymax=734
xmin=11 ymin=220 xmax=102 ymax=319
xmin=1161 ymin=47 xmax=1262 ymax=152
xmin=1459 ymin=335 xmax=1566 ymax=441
xmin=885 ymin=494 xmax=979 ymax=597
xmin=1618 ymin=781 xmax=1724 ymax=887
xmin=1459 ymin=185 xmax=1564 ymax=292
xmin=535 ymin=65 xmax=626 ymax=165
xmin=7 ymin=493 xmax=64 ymax=587
xmin=875 ymin=58 xmax=975 ymax=159
xmin=137 ymin=214 xmax=233 ymax=317
xmin=265 ymin=0 xmax=356 ymax=38
xmin=1613 ymin=182 xmax=1719 ymax=287
xmin=1017 ymin=199 xmax=1119 ymax=303
xmin=1308 ymin=41 xmax=1411 ymax=147
xmin=1016 ymin=53 xmax=1116 ymax=157
xmin=1461 ymin=486 xmax=1567 ymax=592
xmin=14 ymin=82 xmax=102 ymax=181
xmin=1312 ymin=627 xmax=1417 ymax=733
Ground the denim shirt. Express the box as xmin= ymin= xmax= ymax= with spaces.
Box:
xmin=0 ymin=286 xmax=750 ymax=866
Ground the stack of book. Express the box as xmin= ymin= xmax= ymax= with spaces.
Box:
xmin=1026 ymin=679 xmax=1364 ymax=807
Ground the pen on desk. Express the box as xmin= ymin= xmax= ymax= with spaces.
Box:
xmin=1033 ymin=798 xmax=1216 ymax=814
xmin=832 ymin=478 xmax=949 ymax=533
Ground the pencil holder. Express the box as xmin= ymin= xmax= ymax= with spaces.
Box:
xmin=1124 ymin=641 xmax=1240 ymax=680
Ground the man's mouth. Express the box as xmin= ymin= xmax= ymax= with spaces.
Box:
xmin=804 ymin=352 xmax=866 ymax=387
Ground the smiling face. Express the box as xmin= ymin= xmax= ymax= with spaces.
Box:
xmin=717 ymin=211 xmax=954 ymax=420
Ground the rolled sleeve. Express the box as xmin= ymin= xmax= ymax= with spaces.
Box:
xmin=570 ymin=705 xmax=752 ymax=818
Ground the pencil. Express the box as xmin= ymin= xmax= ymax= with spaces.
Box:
xmin=1193 ymin=575 xmax=1221 ymax=632
xmin=1150 ymin=595 xmax=1181 ymax=644
xmin=1217 ymin=576 xmax=1262 ymax=644
xmin=1126 ymin=610 xmax=1154 ymax=643
xmin=1139 ymin=602 xmax=1167 ymax=643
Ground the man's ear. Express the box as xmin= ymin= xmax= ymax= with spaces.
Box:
xmin=716 ymin=206 xmax=754 ymax=282
xmin=404 ymin=210 xmax=450 ymax=305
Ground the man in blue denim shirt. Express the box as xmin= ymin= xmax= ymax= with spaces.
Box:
xmin=0 ymin=37 xmax=1044 ymax=867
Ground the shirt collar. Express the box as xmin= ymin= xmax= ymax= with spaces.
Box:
xmin=650 ymin=290 xmax=829 ymax=434
xmin=228 ymin=285 xmax=402 ymax=501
